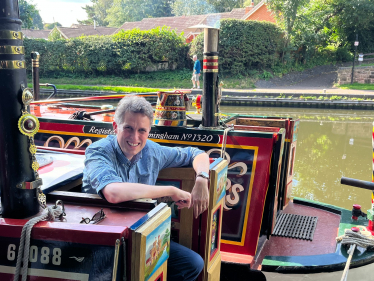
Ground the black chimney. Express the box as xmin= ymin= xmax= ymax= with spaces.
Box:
xmin=202 ymin=27 xmax=219 ymax=128
xmin=0 ymin=0 xmax=40 ymax=218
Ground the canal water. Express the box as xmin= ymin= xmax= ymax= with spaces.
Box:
xmin=221 ymin=106 xmax=374 ymax=211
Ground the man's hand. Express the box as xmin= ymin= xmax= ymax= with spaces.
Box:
xmin=171 ymin=187 xmax=191 ymax=209
xmin=191 ymin=177 xmax=209 ymax=219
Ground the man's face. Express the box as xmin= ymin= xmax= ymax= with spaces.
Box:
xmin=193 ymin=56 xmax=197 ymax=61
xmin=113 ymin=112 xmax=151 ymax=161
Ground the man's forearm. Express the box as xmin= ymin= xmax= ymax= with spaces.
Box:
xmin=103 ymin=182 xmax=175 ymax=204
xmin=192 ymin=152 xmax=210 ymax=175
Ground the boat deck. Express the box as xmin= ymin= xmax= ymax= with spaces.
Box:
xmin=253 ymin=200 xmax=341 ymax=270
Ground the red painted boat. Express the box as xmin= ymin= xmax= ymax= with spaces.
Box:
xmin=2 ymin=2 xmax=374 ymax=280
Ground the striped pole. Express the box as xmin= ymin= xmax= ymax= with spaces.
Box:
xmin=202 ymin=27 xmax=219 ymax=128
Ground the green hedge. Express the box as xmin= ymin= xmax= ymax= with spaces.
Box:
xmin=189 ymin=19 xmax=285 ymax=75
xmin=24 ymin=27 xmax=189 ymax=76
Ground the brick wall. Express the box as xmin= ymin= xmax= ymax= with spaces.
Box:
xmin=245 ymin=5 xmax=276 ymax=23
xmin=338 ymin=66 xmax=374 ymax=85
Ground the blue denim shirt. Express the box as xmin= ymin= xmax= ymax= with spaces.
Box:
xmin=194 ymin=60 xmax=201 ymax=74
xmin=82 ymin=135 xmax=203 ymax=196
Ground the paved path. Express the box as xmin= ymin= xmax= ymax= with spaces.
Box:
xmin=225 ymin=87 xmax=374 ymax=96
xmin=192 ymin=87 xmax=374 ymax=96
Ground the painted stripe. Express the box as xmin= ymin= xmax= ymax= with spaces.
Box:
xmin=203 ymin=56 xmax=218 ymax=59
xmin=203 ymin=62 xmax=218 ymax=66
xmin=203 ymin=59 xmax=218 ymax=63
xmin=148 ymin=138 xmax=257 ymax=150
xmin=155 ymin=107 xmax=186 ymax=111
xmin=203 ymin=65 xmax=218 ymax=69
xmin=38 ymin=129 xmax=107 ymax=138
xmin=203 ymin=69 xmax=219 ymax=73
xmin=0 ymin=266 xmax=89 ymax=281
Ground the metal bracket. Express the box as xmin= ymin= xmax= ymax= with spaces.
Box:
xmin=17 ymin=178 xmax=43 ymax=190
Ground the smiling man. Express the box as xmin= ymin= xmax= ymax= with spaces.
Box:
xmin=82 ymin=95 xmax=210 ymax=281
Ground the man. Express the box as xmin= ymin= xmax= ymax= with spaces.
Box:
xmin=191 ymin=55 xmax=201 ymax=89
xmin=83 ymin=96 xmax=210 ymax=281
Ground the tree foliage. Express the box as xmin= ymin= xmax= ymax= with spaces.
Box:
xmin=24 ymin=27 xmax=188 ymax=76
xmin=44 ymin=22 xmax=62 ymax=30
xmin=19 ymin=0 xmax=43 ymax=29
xmin=79 ymin=0 xmax=113 ymax=26
xmin=106 ymin=0 xmax=172 ymax=27
xmin=190 ymin=19 xmax=284 ymax=75
xmin=267 ymin=0 xmax=374 ymax=61
xmin=172 ymin=0 xmax=215 ymax=16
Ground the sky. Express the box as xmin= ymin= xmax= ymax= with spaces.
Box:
xmin=30 ymin=0 xmax=91 ymax=27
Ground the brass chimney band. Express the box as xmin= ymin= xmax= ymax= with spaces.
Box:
xmin=0 ymin=30 xmax=23 ymax=40
xmin=0 ymin=60 xmax=26 ymax=69
xmin=0 ymin=45 xmax=24 ymax=54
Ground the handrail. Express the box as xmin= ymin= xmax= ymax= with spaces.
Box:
xmin=341 ymin=177 xmax=374 ymax=191
xmin=30 ymin=90 xmax=191 ymax=105
xmin=30 ymin=93 xmax=158 ymax=105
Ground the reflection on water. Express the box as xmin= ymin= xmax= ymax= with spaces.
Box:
xmin=221 ymin=106 xmax=374 ymax=211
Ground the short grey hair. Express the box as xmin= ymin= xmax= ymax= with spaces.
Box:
xmin=114 ymin=96 xmax=153 ymax=126
xmin=193 ymin=54 xmax=197 ymax=59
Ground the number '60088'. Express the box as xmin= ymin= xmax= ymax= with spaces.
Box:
xmin=7 ymin=244 xmax=62 ymax=265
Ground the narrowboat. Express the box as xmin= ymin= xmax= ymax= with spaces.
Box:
xmin=2 ymin=1 xmax=374 ymax=280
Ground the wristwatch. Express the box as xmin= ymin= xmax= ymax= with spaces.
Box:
xmin=196 ymin=172 xmax=209 ymax=180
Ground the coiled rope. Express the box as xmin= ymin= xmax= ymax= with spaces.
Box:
xmin=336 ymin=228 xmax=374 ymax=281
xmin=13 ymin=202 xmax=65 ymax=281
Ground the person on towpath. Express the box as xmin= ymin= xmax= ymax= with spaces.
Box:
xmin=191 ymin=55 xmax=201 ymax=89
xmin=82 ymin=95 xmax=210 ymax=281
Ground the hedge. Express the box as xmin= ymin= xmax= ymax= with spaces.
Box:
xmin=24 ymin=20 xmax=284 ymax=77
xmin=189 ymin=19 xmax=285 ymax=75
xmin=24 ymin=27 xmax=189 ymax=76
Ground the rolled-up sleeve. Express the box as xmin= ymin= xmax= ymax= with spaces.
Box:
xmin=84 ymin=146 xmax=123 ymax=195
xmin=159 ymin=145 xmax=204 ymax=170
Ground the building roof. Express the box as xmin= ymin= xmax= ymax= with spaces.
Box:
xmin=56 ymin=25 xmax=118 ymax=39
xmin=116 ymin=14 xmax=207 ymax=37
xmin=22 ymin=29 xmax=51 ymax=39
xmin=115 ymin=8 xmax=250 ymax=38
xmin=241 ymin=0 xmax=267 ymax=20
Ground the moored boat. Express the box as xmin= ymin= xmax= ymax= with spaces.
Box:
xmin=2 ymin=2 xmax=374 ymax=280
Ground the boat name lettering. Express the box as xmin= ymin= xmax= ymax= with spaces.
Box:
xmin=181 ymin=134 xmax=214 ymax=142
xmin=84 ymin=126 xmax=115 ymax=135
xmin=148 ymin=132 xmax=180 ymax=140
xmin=7 ymin=244 xmax=62 ymax=265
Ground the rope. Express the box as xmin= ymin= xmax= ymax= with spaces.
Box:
xmin=337 ymin=228 xmax=374 ymax=281
xmin=220 ymin=125 xmax=234 ymax=159
xmin=13 ymin=204 xmax=64 ymax=281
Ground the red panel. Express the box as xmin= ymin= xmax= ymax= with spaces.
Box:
xmin=221 ymin=134 xmax=275 ymax=256
xmin=0 ymin=204 xmax=147 ymax=246
xmin=40 ymin=122 xmax=85 ymax=134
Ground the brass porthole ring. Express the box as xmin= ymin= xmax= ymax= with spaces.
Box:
xmin=18 ymin=114 xmax=40 ymax=137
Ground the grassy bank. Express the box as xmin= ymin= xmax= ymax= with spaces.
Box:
xmin=30 ymin=69 xmax=256 ymax=90
xmin=338 ymin=83 xmax=374 ymax=91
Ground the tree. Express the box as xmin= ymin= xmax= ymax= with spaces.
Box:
xmin=172 ymin=0 xmax=215 ymax=16
xmin=106 ymin=0 xmax=173 ymax=25
xmin=19 ymin=0 xmax=44 ymax=29
xmin=207 ymin=0 xmax=243 ymax=13
xmin=44 ymin=22 xmax=62 ymax=30
xmin=268 ymin=0 xmax=374 ymax=61
xmin=79 ymin=0 xmax=114 ymax=26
